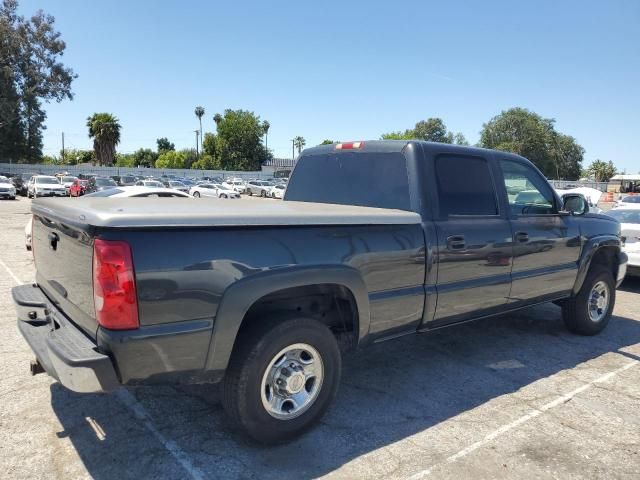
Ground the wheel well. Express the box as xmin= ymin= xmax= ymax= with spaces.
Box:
xmin=240 ymin=284 xmax=359 ymax=351
xmin=590 ymin=247 xmax=618 ymax=278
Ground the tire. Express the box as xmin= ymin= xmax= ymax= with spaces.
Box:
xmin=193 ymin=191 xmax=200 ymax=198
xmin=562 ymin=265 xmax=615 ymax=335
xmin=222 ymin=317 xmax=341 ymax=444
xmin=248 ymin=189 xmax=253 ymax=196
xmin=272 ymin=192 xmax=277 ymax=199
xmin=261 ymin=190 xmax=266 ymax=197
xmin=221 ymin=194 xmax=227 ymax=199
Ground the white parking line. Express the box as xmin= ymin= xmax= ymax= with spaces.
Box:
xmin=0 ymin=258 xmax=22 ymax=285
xmin=406 ymin=360 xmax=638 ymax=479
xmin=0 ymin=256 xmax=205 ymax=480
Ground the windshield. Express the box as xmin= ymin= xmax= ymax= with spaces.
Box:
xmin=285 ymin=151 xmax=411 ymax=210
xmin=607 ymin=210 xmax=640 ymax=223
xmin=96 ymin=178 xmax=117 ymax=186
xmin=146 ymin=181 xmax=163 ymax=187
xmin=170 ymin=181 xmax=185 ymax=187
xmin=35 ymin=176 xmax=59 ymax=184
xmin=61 ymin=176 xmax=76 ymax=182
xmin=621 ymin=196 xmax=640 ymax=204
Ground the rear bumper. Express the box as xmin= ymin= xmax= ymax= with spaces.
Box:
xmin=13 ymin=284 xmax=119 ymax=393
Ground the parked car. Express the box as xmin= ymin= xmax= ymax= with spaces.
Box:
xmin=27 ymin=175 xmax=67 ymax=198
xmin=606 ymin=208 xmax=640 ymax=276
xmin=246 ymin=180 xmax=274 ymax=197
xmin=189 ymin=183 xmax=240 ymax=198
xmin=11 ymin=173 xmax=34 ymax=196
xmin=135 ymin=179 xmax=165 ymax=188
xmin=614 ymin=195 xmax=640 ymax=208
xmin=86 ymin=177 xmax=118 ymax=194
xmin=58 ymin=176 xmax=78 ymax=195
xmin=0 ymin=175 xmax=17 ymax=200
xmin=271 ymin=183 xmax=286 ymax=199
xmin=164 ymin=181 xmax=189 ymax=193
xmin=222 ymin=179 xmax=247 ymax=194
xmin=70 ymin=179 xmax=89 ymax=197
xmin=84 ymin=186 xmax=191 ymax=198
xmin=12 ymin=140 xmax=627 ymax=445
xmin=118 ymin=175 xmax=137 ymax=186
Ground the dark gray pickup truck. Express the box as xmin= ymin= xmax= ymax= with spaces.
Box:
xmin=13 ymin=141 xmax=627 ymax=443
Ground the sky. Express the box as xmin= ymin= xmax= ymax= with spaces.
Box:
xmin=17 ymin=0 xmax=640 ymax=172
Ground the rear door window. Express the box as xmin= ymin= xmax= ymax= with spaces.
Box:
xmin=434 ymin=155 xmax=498 ymax=217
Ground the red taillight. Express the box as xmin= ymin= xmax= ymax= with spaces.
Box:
xmin=93 ymin=239 xmax=139 ymax=330
xmin=335 ymin=141 xmax=364 ymax=150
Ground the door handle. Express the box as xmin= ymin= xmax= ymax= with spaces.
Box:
xmin=515 ymin=232 xmax=529 ymax=243
xmin=446 ymin=235 xmax=466 ymax=251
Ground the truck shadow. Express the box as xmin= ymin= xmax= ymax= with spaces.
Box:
xmin=50 ymin=299 xmax=640 ymax=480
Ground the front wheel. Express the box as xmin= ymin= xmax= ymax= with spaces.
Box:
xmin=562 ymin=265 xmax=615 ymax=335
xmin=193 ymin=191 xmax=200 ymax=198
xmin=222 ymin=317 xmax=341 ymax=444
xmin=220 ymin=194 xmax=227 ymax=199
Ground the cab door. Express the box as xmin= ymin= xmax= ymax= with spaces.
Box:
xmin=496 ymin=157 xmax=581 ymax=302
xmin=430 ymin=153 xmax=513 ymax=323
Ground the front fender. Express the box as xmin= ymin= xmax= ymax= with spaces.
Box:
xmin=203 ymin=265 xmax=370 ymax=374
xmin=572 ymin=235 xmax=621 ymax=294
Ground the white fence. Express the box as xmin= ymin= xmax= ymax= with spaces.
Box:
xmin=548 ymin=180 xmax=609 ymax=192
xmin=0 ymin=163 xmax=270 ymax=180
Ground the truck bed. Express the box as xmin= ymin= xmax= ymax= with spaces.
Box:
xmin=31 ymin=198 xmax=421 ymax=228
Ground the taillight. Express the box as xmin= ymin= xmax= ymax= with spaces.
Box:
xmin=335 ymin=141 xmax=364 ymax=150
xmin=93 ymin=239 xmax=139 ymax=330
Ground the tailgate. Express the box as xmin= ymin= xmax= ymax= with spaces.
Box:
xmin=32 ymin=210 xmax=97 ymax=338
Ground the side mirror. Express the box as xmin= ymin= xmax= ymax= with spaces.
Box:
xmin=562 ymin=194 xmax=589 ymax=215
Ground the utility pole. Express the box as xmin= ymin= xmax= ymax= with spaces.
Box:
xmin=291 ymin=139 xmax=295 ymax=160
xmin=61 ymin=132 xmax=65 ymax=163
xmin=194 ymin=130 xmax=200 ymax=159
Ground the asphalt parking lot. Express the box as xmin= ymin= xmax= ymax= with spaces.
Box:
xmin=1 ymin=196 xmax=639 ymax=480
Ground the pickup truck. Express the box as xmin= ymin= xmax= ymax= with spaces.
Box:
xmin=13 ymin=141 xmax=627 ymax=444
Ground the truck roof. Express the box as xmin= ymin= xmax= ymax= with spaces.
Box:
xmin=31 ymin=197 xmax=421 ymax=228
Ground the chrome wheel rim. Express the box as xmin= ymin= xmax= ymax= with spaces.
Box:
xmin=588 ymin=280 xmax=610 ymax=322
xmin=260 ymin=343 xmax=324 ymax=420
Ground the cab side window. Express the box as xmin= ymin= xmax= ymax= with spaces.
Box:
xmin=500 ymin=160 xmax=556 ymax=215
xmin=435 ymin=155 xmax=498 ymax=217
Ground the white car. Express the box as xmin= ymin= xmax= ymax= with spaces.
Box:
xmin=271 ymin=183 xmax=286 ymax=199
xmin=614 ymin=195 xmax=640 ymax=208
xmin=84 ymin=186 xmax=191 ymax=198
xmin=246 ymin=180 xmax=276 ymax=197
xmin=190 ymin=183 xmax=240 ymax=199
xmin=27 ymin=175 xmax=67 ymax=198
xmin=606 ymin=208 xmax=640 ymax=277
xmin=222 ymin=179 xmax=246 ymax=194
xmin=59 ymin=175 xmax=78 ymax=195
xmin=0 ymin=176 xmax=17 ymax=200
xmin=135 ymin=180 xmax=165 ymax=188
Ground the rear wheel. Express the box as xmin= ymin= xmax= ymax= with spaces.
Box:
xmin=193 ymin=191 xmax=200 ymax=198
xmin=261 ymin=190 xmax=266 ymax=197
xmin=562 ymin=265 xmax=615 ymax=335
xmin=221 ymin=194 xmax=227 ymax=199
xmin=222 ymin=317 xmax=341 ymax=444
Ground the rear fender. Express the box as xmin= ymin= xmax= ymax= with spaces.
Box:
xmin=204 ymin=265 xmax=370 ymax=374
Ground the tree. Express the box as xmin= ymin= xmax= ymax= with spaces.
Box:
xmin=86 ymin=113 xmax=121 ymax=166
xmin=194 ymin=106 xmax=205 ymax=148
xmin=320 ymin=139 xmax=334 ymax=145
xmin=586 ymin=160 xmax=617 ymax=182
xmin=215 ymin=109 xmax=269 ymax=170
xmin=62 ymin=149 xmax=94 ymax=165
xmin=262 ymin=120 xmax=270 ymax=152
xmin=380 ymin=117 xmax=465 ymax=144
xmin=479 ymin=107 xmax=584 ymax=180
xmin=115 ymin=152 xmax=135 ymax=167
xmin=132 ymin=148 xmax=157 ymax=168
xmin=156 ymin=137 xmax=175 ymax=153
xmin=155 ymin=150 xmax=187 ymax=169
xmin=202 ymin=132 xmax=217 ymax=157
xmin=213 ymin=113 xmax=222 ymax=128
xmin=0 ymin=0 xmax=76 ymax=162
xmin=293 ymin=136 xmax=306 ymax=154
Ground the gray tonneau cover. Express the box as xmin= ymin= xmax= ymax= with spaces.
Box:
xmin=32 ymin=198 xmax=421 ymax=228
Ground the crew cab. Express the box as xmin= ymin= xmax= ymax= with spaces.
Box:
xmin=13 ymin=141 xmax=627 ymax=444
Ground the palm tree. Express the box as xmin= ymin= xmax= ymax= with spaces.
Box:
xmin=86 ymin=113 xmax=121 ymax=165
xmin=213 ymin=113 xmax=222 ymax=129
xmin=293 ymin=136 xmax=306 ymax=155
xmin=194 ymin=106 xmax=205 ymax=149
xmin=262 ymin=120 xmax=270 ymax=152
